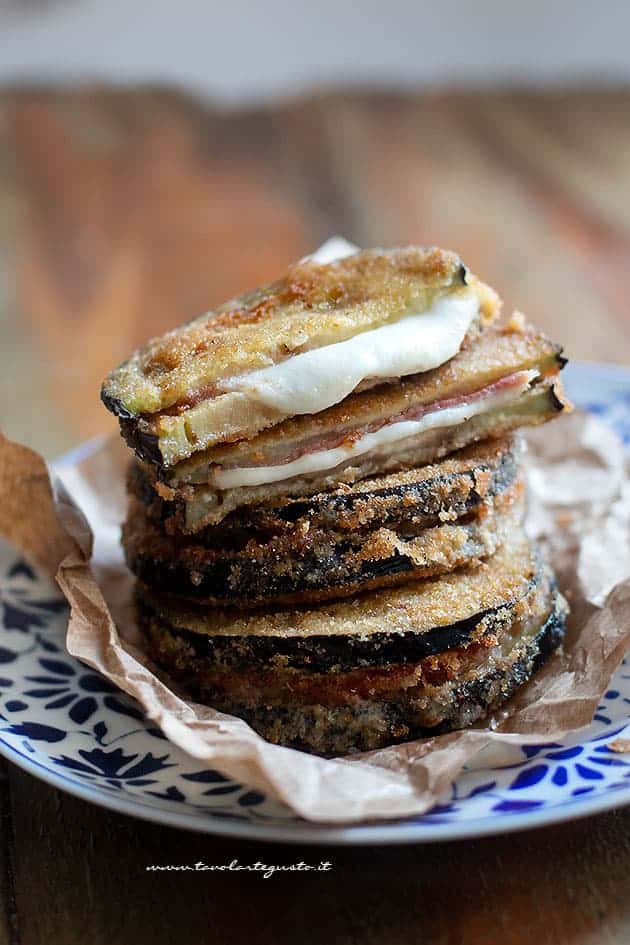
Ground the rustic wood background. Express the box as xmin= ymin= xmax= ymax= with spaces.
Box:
xmin=0 ymin=88 xmax=629 ymax=943
xmin=1 ymin=88 xmax=629 ymax=458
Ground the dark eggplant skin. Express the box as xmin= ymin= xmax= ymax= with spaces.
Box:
xmin=126 ymin=512 xmax=511 ymax=609
xmin=120 ymin=417 xmax=162 ymax=466
xmin=100 ymin=383 xmax=134 ymax=421
xmin=145 ymin=596 xmax=566 ymax=756
xmin=129 ymin=436 xmax=520 ymax=542
xmin=100 ymin=374 xmax=163 ymax=464
xmin=135 ymin=563 xmax=544 ymax=674
xmin=549 ymin=380 xmax=569 ymax=412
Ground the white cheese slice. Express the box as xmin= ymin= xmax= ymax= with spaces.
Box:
xmin=224 ymin=290 xmax=478 ymax=417
xmin=212 ymin=373 xmax=536 ymax=490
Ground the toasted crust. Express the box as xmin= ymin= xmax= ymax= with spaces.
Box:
xmin=161 ymin=322 xmax=564 ymax=483
xmin=214 ymin=600 xmax=566 ymax=754
xmin=102 ymin=247 xmax=498 ymax=420
xmin=146 ymin=378 xmax=568 ymax=530
xmin=135 ymin=530 xmax=539 ymax=644
xmin=136 ymin=531 xmax=543 ymax=672
xmin=130 ymin=435 xmax=520 ymax=538
xmin=140 ymin=581 xmax=567 ymax=754
xmin=123 ymin=479 xmax=524 ymax=609
xmin=142 ymin=572 xmax=554 ymax=697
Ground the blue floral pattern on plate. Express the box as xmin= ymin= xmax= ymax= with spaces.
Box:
xmin=0 ymin=361 xmax=629 ymax=844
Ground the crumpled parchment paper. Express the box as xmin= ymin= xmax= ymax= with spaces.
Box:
xmin=0 ymin=410 xmax=629 ymax=824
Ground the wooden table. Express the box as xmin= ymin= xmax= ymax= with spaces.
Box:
xmin=0 ymin=88 xmax=629 ymax=943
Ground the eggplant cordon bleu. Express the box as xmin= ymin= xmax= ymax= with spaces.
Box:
xmin=103 ymin=237 xmax=572 ymax=755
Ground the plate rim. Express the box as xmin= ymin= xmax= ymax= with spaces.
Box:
xmin=1 ymin=358 xmax=629 ymax=845
xmin=1 ymin=725 xmax=629 ymax=845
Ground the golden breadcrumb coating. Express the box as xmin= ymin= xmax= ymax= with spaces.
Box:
xmin=167 ymin=322 xmax=563 ymax=483
xmin=150 ymin=379 xmax=567 ymax=530
xmin=138 ymin=530 xmax=538 ymax=640
xmin=142 ymin=575 xmax=551 ymax=706
xmin=102 ymin=246 xmax=499 ymax=418
xmin=122 ymin=480 xmax=524 ymax=608
xmin=129 ymin=435 xmax=520 ymax=537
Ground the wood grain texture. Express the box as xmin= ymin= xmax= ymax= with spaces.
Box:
xmin=1 ymin=87 xmax=630 ymax=943
xmin=0 ymin=762 xmax=16 ymax=945
xmin=5 ymin=765 xmax=630 ymax=945
xmin=0 ymin=88 xmax=629 ymax=456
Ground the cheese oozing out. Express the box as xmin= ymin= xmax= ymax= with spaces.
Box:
xmin=211 ymin=372 xmax=537 ymax=490
xmin=221 ymin=279 xmax=480 ymax=418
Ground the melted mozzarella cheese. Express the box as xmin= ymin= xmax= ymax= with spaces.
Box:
xmin=307 ymin=236 xmax=360 ymax=263
xmin=224 ymin=290 xmax=479 ymax=417
xmin=211 ymin=374 xmax=535 ymax=490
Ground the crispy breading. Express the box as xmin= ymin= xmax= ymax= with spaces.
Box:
xmin=129 ymin=435 xmax=520 ymax=538
xmin=137 ymin=531 xmax=539 ymax=641
xmin=123 ymin=314 xmax=554 ymax=469
xmin=101 ymin=247 xmax=498 ymax=419
xmin=122 ymin=480 xmax=524 ymax=608
xmin=142 ymin=575 xmax=552 ymax=704
xmin=139 ymin=586 xmax=567 ymax=754
xmin=148 ymin=379 xmax=567 ymax=530
xmin=166 ymin=322 xmax=564 ymax=483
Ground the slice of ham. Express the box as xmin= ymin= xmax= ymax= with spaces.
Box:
xmin=217 ymin=370 xmax=536 ymax=473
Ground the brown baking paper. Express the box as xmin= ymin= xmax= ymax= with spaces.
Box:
xmin=1 ymin=412 xmax=629 ymax=824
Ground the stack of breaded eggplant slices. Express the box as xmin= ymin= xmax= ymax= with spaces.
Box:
xmin=102 ymin=237 xmax=572 ymax=756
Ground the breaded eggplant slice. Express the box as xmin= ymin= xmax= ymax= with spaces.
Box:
xmin=161 ymin=380 xmax=567 ymax=532
xmin=214 ymin=592 xmax=567 ymax=755
xmin=148 ymin=324 xmax=570 ymax=530
xmin=136 ymin=531 xmax=545 ymax=672
xmin=139 ymin=572 xmax=567 ymax=755
xmin=166 ymin=321 xmax=565 ymax=486
xmin=123 ymin=479 xmax=523 ymax=608
xmin=102 ymin=247 xmax=499 ymax=466
xmin=130 ymin=435 xmax=521 ymax=538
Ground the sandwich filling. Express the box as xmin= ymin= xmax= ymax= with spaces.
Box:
xmin=221 ymin=288 xmax=479 ymax=418
xmin=102 ymin=241 xmax=500 ymax=465
xmin=129 ymin=435 xmax=521 ymax=539
xmin=210 ymin=369 xmax=535 ymax=489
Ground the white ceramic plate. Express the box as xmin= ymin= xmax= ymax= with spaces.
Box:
xmin=0 ymin=361 xmax=629 ymax=845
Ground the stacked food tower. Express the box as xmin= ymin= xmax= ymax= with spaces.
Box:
xmin=102 ymin=239 xmax=571 ymax=755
